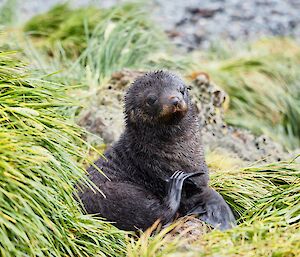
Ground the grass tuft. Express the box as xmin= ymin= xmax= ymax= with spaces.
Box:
xmin=0 ymin=51 xmax=126 ymax=256
xmin=22 ymin=3 xmax=191 ymax=87
xmin=210 ymin=157 xmax=300 ymax=222
xmin=126 ymin=158 xmax=300 ymax=257
xmin=193 ymin=38 xmax=300 ymax=149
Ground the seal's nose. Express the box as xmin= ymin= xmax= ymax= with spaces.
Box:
xmin=170 ymin=96 xmax=180 ymax=107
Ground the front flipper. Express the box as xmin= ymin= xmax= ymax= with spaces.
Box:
xmin=164 ymin=171 xmax=203 ymax=224
xmin=188 ymin=187 xmax=236 ymax=230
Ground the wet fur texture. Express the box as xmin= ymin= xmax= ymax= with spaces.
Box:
xmin=79 ymin=71 xmax=235 ymax=231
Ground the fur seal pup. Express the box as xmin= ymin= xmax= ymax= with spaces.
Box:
xmin=78 ymin=71 xmax=235 ymax=231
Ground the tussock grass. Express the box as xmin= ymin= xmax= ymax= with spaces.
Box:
xmin=23 ymin=3 xmax=165 ymax=61
xmin=193 ymin=38 xmax=300 ymax=149
xmin=210 ymin=158 xmax=300 ymax=222
xmin=127 ymin=221 xmax=184 ymax=257
xmin=24 ymin=4 xmax=72 ymax=36
xmin=23 ymin=3 xmax=97 ymax=56
xmin=71 ymin=4 xmax=166 ymax=81
xmin=198 ymin=220 xmax=300 ymax=257
xmin=126 ymin=219 xmax=202 ymax=257
xmin=135 ymin=221 xmax=300 ymax=257
xmin=0 ymin=51 xmax=126 ymax=256
xmin=22 ymin=3 xmax=191 ymax=87
xmin=127 ymin=158 xmax=300 ymax=257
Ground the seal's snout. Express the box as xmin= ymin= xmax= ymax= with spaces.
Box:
xmin=170 ymin=96 xmax=181 ymax=108
xmin=168 ymin=95 xmax=188 ymax=114
xmin=159 ymin=92 xmax=188 ymax=122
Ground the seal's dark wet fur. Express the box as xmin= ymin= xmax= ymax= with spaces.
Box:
xmin=79 ymin=71 xmax=235 ymax=231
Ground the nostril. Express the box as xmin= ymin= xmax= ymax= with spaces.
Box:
xmin=170 ymin=97 xmax=180 ymax=107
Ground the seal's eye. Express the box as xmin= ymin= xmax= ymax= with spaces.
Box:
xmin=179 ymin=87 xmax=186 ymax=95
xmin=146 ymin=95 xmax=158 ymax=106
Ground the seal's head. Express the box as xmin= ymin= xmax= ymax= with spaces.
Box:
xmin=125 ymin=71 xmax=190 ymax=126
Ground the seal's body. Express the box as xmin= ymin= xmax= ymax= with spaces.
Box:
xmin=79 ymin=71 xmax=235 ymax=231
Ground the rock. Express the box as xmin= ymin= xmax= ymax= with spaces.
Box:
xmin=15 ymin=0 xmax=300 ymax=51
xmin=77 ymin=69 xmax=144 ymax=145
xmin=186 ymin=7 xmax=224 ymax=18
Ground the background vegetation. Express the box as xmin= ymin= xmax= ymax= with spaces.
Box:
xmin=194 ymin=39 xmax=300 ymax=150
xmin=0 ymin=51 xmax=126 ymax=256
xmin=0 ymin=2 xmax=299 ymax=257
